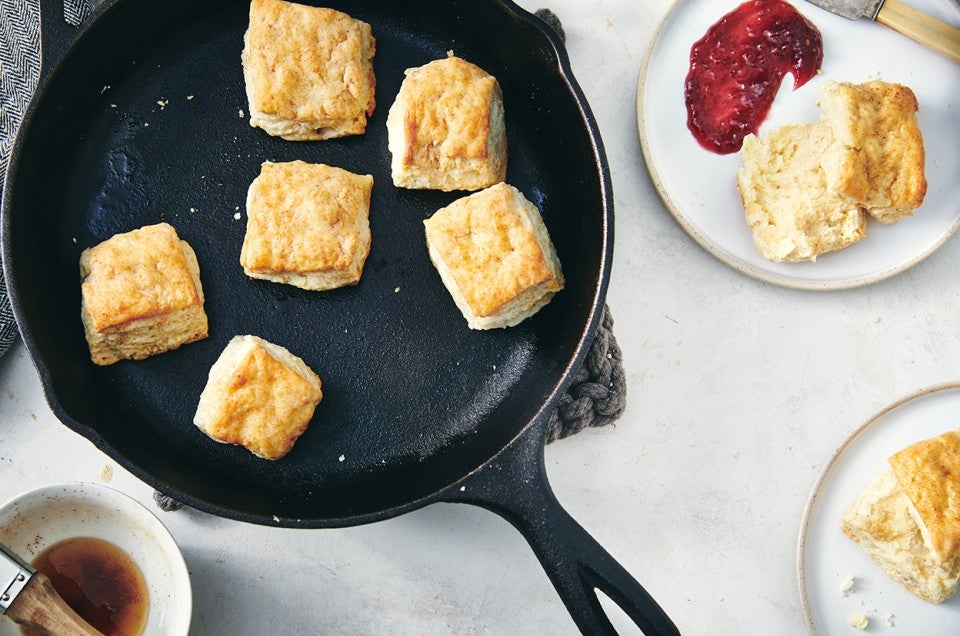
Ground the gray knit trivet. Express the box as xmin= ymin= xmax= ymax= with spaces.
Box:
xmin=547 ymin=305 xmax=626 ymax=443
xmin=535 ymin=8 xmax=567 ymax=44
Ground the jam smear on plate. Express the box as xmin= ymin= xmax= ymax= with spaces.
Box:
xmin=684 ymin=0 xmax=823 ymax=154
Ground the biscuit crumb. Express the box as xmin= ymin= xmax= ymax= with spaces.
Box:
xmin=839 ymin=575 xmax=856 ymax=596
xmin=394 ymin=286 xmax=400 ymax=293
xmin=187 ymin=95 xmax=194 ymax=100
xmin=239 ymin=108 xmax=245 ymax=118
xmin=883 ymin=613 xmax=895 ymax=627
xmin=234 ymin=212 xmax=241 ymax=220
xmin=338 ymin=454 xmax=345 ymax=462
xmin=848 ymin=612 xmax=868 ymax=630
xmin=99 ymin=465 xmax=113 ymax=482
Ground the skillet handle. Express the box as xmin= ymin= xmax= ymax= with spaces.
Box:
xmin=442 ymin=423 xmax=680 ymax=636
xmin=39 ymin=0 xmax=89 ymax=79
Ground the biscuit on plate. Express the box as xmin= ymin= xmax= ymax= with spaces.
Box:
xmin=818 ymin=80 xmax=926 ymax=223
xmin=737 ymin=124 xmax=867 ymax=262
xmin=423 ymin=182 xmax=563 ymax=329
xmin=80 ymin=222 xmax=208 ymax=366
xmin=194 ymin=335 xmax=323 ymax=461
xmin=841 ymin=429 xmax=960 ymax=604
xmin=387 ymin=53 xmax=506 ymax=191
xmin=242 ymin=0 xmax=376 ymax=140
xmin=240 ymin=160 xmax=373 ymax=290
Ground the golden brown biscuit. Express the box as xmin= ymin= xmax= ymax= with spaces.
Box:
xmin=387 ymin=53 xmax=506 ymax=191
xmin=737 ymin=124 xmax=867 ymax=262
xmin=423 ymin=182 xmax=563 ymax=329
xmin=841 ymin=429 xmax=960 ymax=604
xmin=818 ymin=80 xmax=927 ymax=223
xmin=194 ymin=335 xmax=323 ymax=461
xmin=80 ymin=222 xmax=208 ymax=366
xmin=240 ymin=160 xmax=373 ymax=290
xmin=888 ymin=430 xmax=960 ymax=562
xmin=242 ymin=0 xmax=376 ymax=140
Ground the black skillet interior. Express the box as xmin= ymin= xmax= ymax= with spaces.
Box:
xmin=3 ymin=0 xmax=610 ymax=525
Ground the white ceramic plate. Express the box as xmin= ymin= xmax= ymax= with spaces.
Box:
xmin=0 ymin=482 xmax=191 ymax=636
xmin=637 ymin=0 xmax=960 ymax=290
xmin=797 ymin=382 xmax=960 ymax=634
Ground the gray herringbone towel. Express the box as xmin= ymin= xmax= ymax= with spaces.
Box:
xmin=0 ymin=0 xmax=42 ymax=357
xmin=0 ymin=2 xmax=625 ymax=454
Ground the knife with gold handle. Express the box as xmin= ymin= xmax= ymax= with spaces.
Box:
xmin=806 ymin=0 xmax=960 ymax=63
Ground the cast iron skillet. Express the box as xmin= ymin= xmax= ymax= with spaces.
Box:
xmin=2 ymin=1 xmax=678 ymax=633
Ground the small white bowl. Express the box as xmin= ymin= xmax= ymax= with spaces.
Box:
xmin=0 ymin=482 xmax=191 ymax=635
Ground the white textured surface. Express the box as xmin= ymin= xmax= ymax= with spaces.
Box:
xmin=2 ymin=0 xmax=959 ymax=634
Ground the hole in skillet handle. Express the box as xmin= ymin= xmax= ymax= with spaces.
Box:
xmin=441 ymin=420 xmax=680 ymax=636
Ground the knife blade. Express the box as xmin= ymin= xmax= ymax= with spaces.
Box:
xmin=806 ymin=0 xmax=883 ymax=20
xmin=805 ymin=0 xmax=960 ymax=63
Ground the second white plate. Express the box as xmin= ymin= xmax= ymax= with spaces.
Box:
xmin=798 ymin=382 xmax=960 ymax=635
xmin=637 ymin=0 xmax=960 ymax=290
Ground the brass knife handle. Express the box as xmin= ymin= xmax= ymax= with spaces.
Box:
xmin=877 ymin=0 xmax=960 ymax=63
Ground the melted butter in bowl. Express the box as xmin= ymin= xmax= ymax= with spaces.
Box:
xmin=0 ymin=483 xmax=191 ymax=636
xmin=24 ymin=536 xmax=149 ymax=636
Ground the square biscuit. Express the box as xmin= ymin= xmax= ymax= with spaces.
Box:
xmin=888 ymin=429 xmax=960 ymax=563
xmin=423 ymin=183 xmax=563 ymax=330
xmin=240 ymin=160 xmax=374 ymax=291
xmin=737 ymin=124 xmax=867 ymax=262
xmin=242 ymin=0 xmax=376 ymax=140
xmin=80 ymin=222 xmax=208 ymax=366
xmin=818 ymin=80 xmax=927 ymax=223
xmin=194 ymin=335 xmax=323 ymax=460
xmin=387 ymin=54 xmax=506 ymax=191
xmin=841 ymin=429 xmax=960 ymax=604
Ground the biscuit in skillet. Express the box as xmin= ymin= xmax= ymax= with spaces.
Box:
xmin=423 ymin=182 xmax=563 ymax=330
xmin=240 ymin=160 xmax=373 ymax=291
xmin=387 ymin=53 xmax=506 ymax=191
xmin=194 ymin=334 xmax=323 ymax=461
xmin=242 ymin=0 xmax=376 ymax=140
xmin=80 ymin=222 xmax=208 ymax=366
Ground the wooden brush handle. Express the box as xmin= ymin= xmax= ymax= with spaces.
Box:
xmin=5 ymin=572 xmax=104 ymax=636
xmin=877 ymin=0 xmax=960 ymax=63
